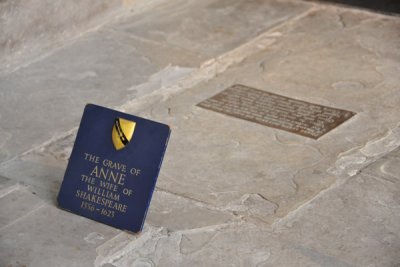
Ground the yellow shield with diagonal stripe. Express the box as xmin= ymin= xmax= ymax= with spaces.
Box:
xmin=112 ymin=118 xmax=136 ymax=150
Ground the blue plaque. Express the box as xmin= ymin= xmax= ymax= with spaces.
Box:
xmin=57 ymin=104 xmax=170 ymax=232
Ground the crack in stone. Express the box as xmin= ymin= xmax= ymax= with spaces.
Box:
xmin=94 ymin=227 xmax=165 ymax=267
xmin=273 ymin=133 xmax=327 ymax=161
xmin=0 ymin=182 xmax=20 ymax=198
xmin=179 ymin=233 xmax=210 ymax=256
xmin=155 ymin=187 xmax=215 ymax=209
xmin=155 ymin=187 xmax=249 ymax=223
xmin=0 ymin=202 xmax=45 ymax=232
xmin=337 ymin=13 xmax=346 ymax=28
xmin=362 ymin=172 xmax=397 ymax=185
xmin=95 ymin=221 xmax=246 ymax=267
xmin=329 ymin=124 xmax=400 ymax=177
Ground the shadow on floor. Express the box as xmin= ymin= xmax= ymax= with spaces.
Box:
xmin=310 ymin=0 xmax=400 ymax=14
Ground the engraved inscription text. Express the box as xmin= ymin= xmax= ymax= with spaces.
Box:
xmin=197 ymin=84 xmax=355 ymax=139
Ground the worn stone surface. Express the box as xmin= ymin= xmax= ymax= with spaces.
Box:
xmin=0 ymin=138 xmax=237 ymax=235
xmin=0 ymin=134 xmax=73 ymax=202
xmin=273 ymin=172 xmax=400 ymax=267
xmin=0 ymin=203 xmax=120 ymax=267
xmin=120 ymin=7 xmax=400 ymax=224
xmin=0 ymin=29 xmax=202 ymax=164
xmin=0 ymin=0 xmax=120 ymax=73
xmin=0 ymin=0 xmax=310 ymax=165
xmin=113 ymin=0 xmax=310 ymax=58
xmin=99 ymin=149 xmax=400 ymax=267
xmin=0 ymin=187 xmax=43 ymax=229
xmin=0 ymin=175 xmax=18 ymax=197
xmin=0 ymin=1 xmax=399 ymax=266
xmin=0 ymin=0 xmax=173 ymax=74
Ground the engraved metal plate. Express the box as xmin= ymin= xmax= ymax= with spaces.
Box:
xmin=197 ymin=84 xmax=355 ymax=139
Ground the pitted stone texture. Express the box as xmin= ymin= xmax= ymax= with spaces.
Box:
xmin=120 ymin=7 xmax=400 ymax=223
xmin=112 ymin=0 xmax=311 ymax=58
xmin=0 ymin=203 xmax=120 ymax=267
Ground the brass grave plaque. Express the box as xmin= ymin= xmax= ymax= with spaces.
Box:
xmin=197 ymin=84 xmax=355 ymax=139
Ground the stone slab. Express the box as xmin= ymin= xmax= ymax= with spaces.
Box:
xmin=0 ymin=0 xmax=173 ymax=73
xmin=0 ymin=204 xmax=120 ymax=267
xmin=148 ymin=190 xmax=236 ymax=231
xmin=0 ymin=2 xmax=400 ymax=267
xmin=0 ymin=170 xmax=236 ymax=266
xmin=111 ymin=0 xmax=311 ymax=58
xmin=0 ymin=134 xmax=73 ymax=202
xmin=0 ymin=29 xmax=201 ymax=164
xmin=119 ymin=7 xmax=400 ymax=224
xmin=0 ymin=0 xmax=312 ymax=165
xmin=271 ymin=151 xmax=400 ymax=267
xmin=0 ymin=0 xmax=121 ymax=72
xmin=97 ymin=149 xmax=400 ymax=267
xmin=0 ymin=188 xmax=43 ymax=230
xmin=0 ymin=131 xmax=237 ymax=233
xmin=3 ymin=5 xmax=398 ymax=227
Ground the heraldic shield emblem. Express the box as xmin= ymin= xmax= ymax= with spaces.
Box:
xmin=112 ymin=118 xmax=136 ymax=150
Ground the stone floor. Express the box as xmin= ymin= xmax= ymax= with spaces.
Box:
xmin=1 ymin=0 xmax=400 ymax=266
